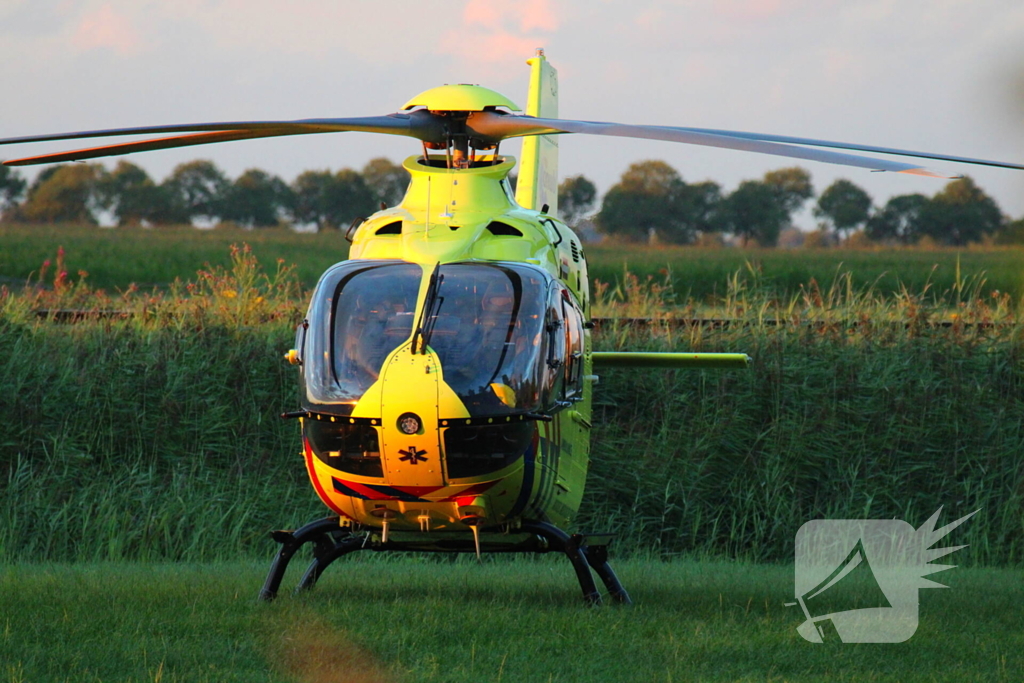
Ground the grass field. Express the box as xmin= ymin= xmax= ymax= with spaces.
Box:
xmin=0 ymin=224 xmax=350 ymax=292
xmin=585 ymin=242 xmax=1024 ymax=305
xmin=1 ymin=559 xmax=1021 ymax=683
xmin=3 ymin=223 xmax=1024 ymax=304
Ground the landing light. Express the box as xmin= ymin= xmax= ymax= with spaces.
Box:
xmin=398 ymin=413 xmax=422 ymax=435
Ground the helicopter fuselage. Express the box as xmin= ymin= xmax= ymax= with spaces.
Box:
xmin=291 ymin=153 xmax=594 ymax=540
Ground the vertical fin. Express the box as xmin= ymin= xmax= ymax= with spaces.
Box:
xmin=515 ymin=48 xmax=559 ymax=213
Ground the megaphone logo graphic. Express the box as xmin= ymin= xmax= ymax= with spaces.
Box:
xmin=789 ymin=508 xmax=977 ymax=643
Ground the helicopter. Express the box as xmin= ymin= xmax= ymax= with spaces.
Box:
xmin=3 ymin=50 xmax=1022 ymax=606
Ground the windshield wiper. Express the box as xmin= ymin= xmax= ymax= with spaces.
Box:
xmin=412 ymin=263 xmax=444 ymax=354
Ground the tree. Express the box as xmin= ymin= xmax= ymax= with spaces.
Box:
xmin=814 ymin=179 xmax=872 ymax=239
xmin=763 ymin=167 xmax=814 ymax=214
xmin=361 ymin=158 xmax=407 ymax=207
xmin=994 ymin=217 xmax=1024 ymax=245
xmin=597 ymin=160 xmax=702 ymax=243
xmin=97 ymin=160 xmax=171 ymax=226
xmin=0 ymin=164 xmax=27 ymax=217
xmin=290 ymin=168 xmax=376 ymax=231
xmin=865 ymin=194 xmax=928 ymax=244
xmin=221 ymin=168 xmax=292 ymax=228
xmin=916 ymin=176 xmax=1003 ymax=246
xmin=719 ymin=180 xmax=788 ymax=247
xmin=17 ymin=164 xmax=105 ymax=224
xmin=677 ymin=180 xmax=724 ymax=236
xmin=716 ymin=167 xmax=812 ymax=247
xmin=162 ymin=160 xmax=229 ymax=225
xmin=290 ymin=170 xmax=335 ymax=230
xmin=557 ymin=175 xmax=597 ymax=225
xmin=325 ymin=169 xmax=376 ymax=230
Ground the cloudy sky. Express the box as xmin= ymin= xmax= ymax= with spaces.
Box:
xmin=3 ymin=0 xmax=1023 ymax=226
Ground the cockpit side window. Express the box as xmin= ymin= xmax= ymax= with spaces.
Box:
xmin=542 ymin=286 xmax=567 ymax=408
xmin=562 ymin=293 xmax=585 ymax=400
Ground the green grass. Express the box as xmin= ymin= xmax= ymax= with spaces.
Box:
xmin=3 ymin=223 xmax=1024 ymax=304
xmin=585 ymin=243 xmax=1024 ymax=304
xmin=1 ymin=559 xmax=1021 ymax=682
xmin=0 ymin=223 xmax=350 ymax=291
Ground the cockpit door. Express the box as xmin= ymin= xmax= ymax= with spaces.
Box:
xmin=375 ymin=343 xmax=448 ymax=488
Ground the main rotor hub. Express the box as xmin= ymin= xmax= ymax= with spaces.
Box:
xmin=402 ymin=84 xmax=520 ymax=113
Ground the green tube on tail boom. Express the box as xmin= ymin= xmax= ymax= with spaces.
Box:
xmin=592 ymin=352 xmax=751 ymax=369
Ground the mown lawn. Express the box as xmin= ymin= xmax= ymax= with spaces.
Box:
xmin=1 ymin=558 xmax=1020 ymax=682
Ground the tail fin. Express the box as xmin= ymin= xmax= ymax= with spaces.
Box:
xmin=515 ymin=49 xmax=559 ymax=213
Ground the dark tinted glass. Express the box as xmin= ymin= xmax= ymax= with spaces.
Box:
xmin=304 ymin=261 xmax=422 ymax=410
xmin=305 ymin=420 xmax=383 ymax=478
xmin=428 ymin=263 xmax=547 ymax=416
xmin=443 ymin=421 xmax=535 ymax=478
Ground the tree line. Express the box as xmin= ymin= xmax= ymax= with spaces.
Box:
xmin=1 ymin=157 xmax=1020 ymax=246
xmin=590 ymin=160 xmax=1022 ymax=247
xmin=0 ymin=158 xmax=406 ymax=231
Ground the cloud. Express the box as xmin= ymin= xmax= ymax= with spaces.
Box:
xmin=713 ymin=0 xmax=809 ymax=21
xmin=519 ymin=0 xmax=559 ymax=32
xmin=463 ymin=0 xmax=559 ymax=32
xmin=0 ymin=0 xmax=80 ymax=38
xmin=436 ymin=30 xmax=542 ymax=74
xmin=71 ymin=3 xmax=141 ymax=55
xmin=449 ymin=0 xmax=559 ymax=65
xmin=463 ymin=0 xmax=503 ymax=28
xmin=634 ymin=7 xmax=665 ymax=31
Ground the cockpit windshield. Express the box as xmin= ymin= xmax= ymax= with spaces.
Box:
xmin=302 ymin=260 xmax=549 ymax=417
xmin=426 ymin=263 xmax=547 ymax=415
xmin=303 ymin=261 xmax=422 ymax=412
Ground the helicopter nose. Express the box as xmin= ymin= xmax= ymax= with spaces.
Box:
xmin=375 ymin=344 xmax=468 ymax=488
xmin=378 ymin=349 xmax=443 ymax=487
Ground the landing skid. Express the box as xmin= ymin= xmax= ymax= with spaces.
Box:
xmin=258 ymin=516 xmax=631 ymax=606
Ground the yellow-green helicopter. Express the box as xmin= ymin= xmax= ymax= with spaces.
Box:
xmin=4 ymin=51 xmax=1021 ymax=605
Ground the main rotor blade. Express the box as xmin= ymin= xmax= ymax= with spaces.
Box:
xmin=469 ymin=112 xmax=1022 ymax=177
xmin=0 ymin=112 xmax=447 ymax=166
xmin=3 ymin=129 xmax=297 ymax=166
xmin=0 ymin=114 xmax=436 ymax=146
xmin=663 ymin=127 xmax=1024 ymax=172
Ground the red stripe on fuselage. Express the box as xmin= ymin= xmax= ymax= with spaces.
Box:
xmin=437 ymin=480 xmax=498 ymax=502
xmin=303 ymin=437 xmax=353 ymax=519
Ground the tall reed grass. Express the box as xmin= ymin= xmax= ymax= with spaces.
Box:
xmin=585 ymin=266 xmax=1024 ymax=564
xmin=2 ymin=247 xmax=1021 ymax=565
